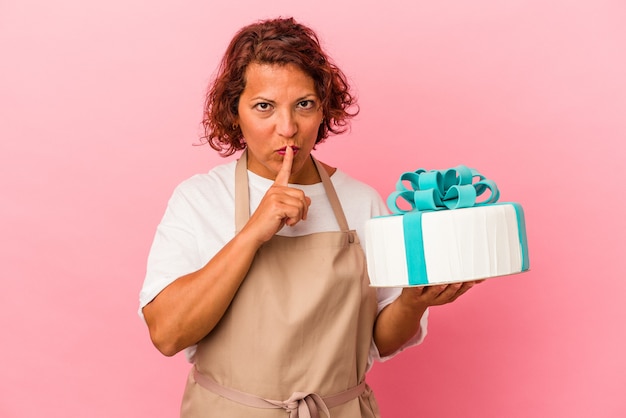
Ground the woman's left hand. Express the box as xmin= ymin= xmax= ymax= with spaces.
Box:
xmin=398 ymin=280 xmax=484 ymax=310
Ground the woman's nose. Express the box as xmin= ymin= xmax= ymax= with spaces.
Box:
xmin=276 ymin=110 xmax=297 ymax=138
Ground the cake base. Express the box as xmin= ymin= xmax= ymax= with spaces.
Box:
xmin=365 ymin=203 xmax=529 ymax=287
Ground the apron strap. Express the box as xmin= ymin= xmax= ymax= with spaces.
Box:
xmin=193 ymin=367 xmax=365 ymax=418
xmin=234 ymin=150 xmax=250 ymax=234
xmin=311 ymin=156 xmax=351 ymax=233
xmin=235 ymin=150 xmax=351 ymax=234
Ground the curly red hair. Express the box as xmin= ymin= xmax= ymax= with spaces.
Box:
xmin=201 ymin=17 xmax=359 ymax=156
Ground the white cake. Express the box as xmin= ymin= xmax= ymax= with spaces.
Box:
xmin=365 ymin=166 xmax=529 ymax=287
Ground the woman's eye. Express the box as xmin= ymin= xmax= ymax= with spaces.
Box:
xmin=297 ymin=100 xmax=315 ymax=110
xmin=254 ymin=103 xmax=272 ymax=111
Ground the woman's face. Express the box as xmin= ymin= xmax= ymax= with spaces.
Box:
xmin=236 ymin=62 xmax=324 ymax=184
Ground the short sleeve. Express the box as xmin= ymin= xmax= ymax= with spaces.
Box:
xmin=138 ymin=188 xmax=204 ymax=319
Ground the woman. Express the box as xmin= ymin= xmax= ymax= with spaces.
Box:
xmin=139 ymin=17 xmax=478 ymax=417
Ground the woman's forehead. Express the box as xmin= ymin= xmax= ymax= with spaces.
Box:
xmin=241 ymin=63 xmax=317 ymax=99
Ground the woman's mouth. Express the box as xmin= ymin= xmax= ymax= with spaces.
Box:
xmin=277 ymin=146 xmax=300 ymax=156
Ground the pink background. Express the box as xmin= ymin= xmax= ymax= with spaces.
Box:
xmin=2 ymin=1 xmax=625 ymax=417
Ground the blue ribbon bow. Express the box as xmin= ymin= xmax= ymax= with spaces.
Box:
xmin=387 ymin=165 xmax=500 ymax=214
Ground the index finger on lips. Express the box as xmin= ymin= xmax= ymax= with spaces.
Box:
xmin=274 ymin=146 xmax=293 ymax=187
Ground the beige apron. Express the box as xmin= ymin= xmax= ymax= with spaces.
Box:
xmin=181 ymin=152 xmax=381 ymax=418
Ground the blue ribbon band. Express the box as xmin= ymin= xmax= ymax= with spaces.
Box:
xmin=509 ymin=202 xmax=530 ymax=272
xmin=403 ymin=211 xmax=428 ymax=285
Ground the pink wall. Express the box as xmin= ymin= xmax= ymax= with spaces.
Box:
xmin=2 ymin=1 xmax=625 ymax=417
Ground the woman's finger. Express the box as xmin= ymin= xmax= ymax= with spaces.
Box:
xmin=274 ymin=145 xmax=293 ymax=186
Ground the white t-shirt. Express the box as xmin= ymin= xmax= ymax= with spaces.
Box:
xmin=139 ymin=158 xmax=428 ymax=367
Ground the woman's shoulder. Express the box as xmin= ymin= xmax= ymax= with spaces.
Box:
xmin=332 ymin=169 xmax=388 ymax=217
xmin=165 ymin=160 xmax=238 ymax=211
xmin=332 ymin=169 xmax=383 ymax=200
xmin=174 ymin=160 xmax=237 ymax=193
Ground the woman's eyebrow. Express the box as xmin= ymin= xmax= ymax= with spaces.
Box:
xmin=248 ymin=96 xmax=275 ymax=103
xmin=295 ymin=94 xmax=318 ymax=101
xmin=248 ymin=93 xmax=318 ymax=103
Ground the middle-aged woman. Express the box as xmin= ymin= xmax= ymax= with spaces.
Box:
xmin=139 ymin=17 xmax=479 ymax=417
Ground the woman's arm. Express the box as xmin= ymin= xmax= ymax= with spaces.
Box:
xmin=373 ymin=281 xmax=480 ymax=357
xmin=143 ymin=147 xmax=309 ymax=356
xmin=142 ymin=226 xmax=262 ymax=357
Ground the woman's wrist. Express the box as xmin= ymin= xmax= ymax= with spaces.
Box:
xmin=396 ymin=288 xmax=429 ymax=319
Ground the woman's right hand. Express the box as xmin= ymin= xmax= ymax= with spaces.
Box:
xmin=242 ymin=145 xmax=311 ymax=245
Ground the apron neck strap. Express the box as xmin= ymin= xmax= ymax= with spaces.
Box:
xmin=234 ymin=150 xmax=250 ymax=234
xmin=235 ymin=150 xmax=350 ymax=233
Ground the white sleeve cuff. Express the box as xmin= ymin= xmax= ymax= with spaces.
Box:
xmin=369 ymin=308 xmax=429 ymax=364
